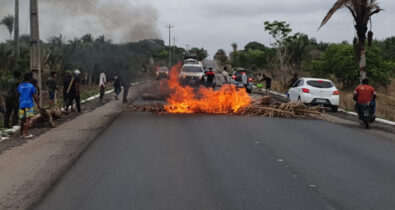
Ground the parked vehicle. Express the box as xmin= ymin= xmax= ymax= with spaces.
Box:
xmin=230 ymin=68 xmax=253 ymax=93
xmin=288 ymin=78 xmax=339 ymax=112
xmin=156 ymin=67 xmax=169 ymax=79
xmin=179 ymin=64 xmax=205 ymax=86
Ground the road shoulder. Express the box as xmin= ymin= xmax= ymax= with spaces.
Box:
xmin=0 ymin=83 xmax=149 ymax=210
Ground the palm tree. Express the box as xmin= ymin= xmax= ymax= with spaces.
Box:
xmin=214 ymin=49 xmax=229 ymax=69
xmin=319 ymin=0 xmax=383 ymax=80
xmin=1 ymin=15 xmax=14 ymax=40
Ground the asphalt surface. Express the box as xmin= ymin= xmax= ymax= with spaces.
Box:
xmin=37 ymin=112 xmax=395 ymax=210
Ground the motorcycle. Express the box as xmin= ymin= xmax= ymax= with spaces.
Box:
xmin=357 ymin=103 xmax=375 ymax=129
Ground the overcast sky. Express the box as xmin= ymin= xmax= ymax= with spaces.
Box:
xmin=0 ymin=0 xmax=394 ymax=58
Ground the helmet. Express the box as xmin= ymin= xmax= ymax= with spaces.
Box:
xmin=74 ymin=69 xmax=81 ymax=75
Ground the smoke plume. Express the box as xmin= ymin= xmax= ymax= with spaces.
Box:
xmin=0 ymin=0 xmax=161 ymax=42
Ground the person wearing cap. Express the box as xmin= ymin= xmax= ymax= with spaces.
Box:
xmin=66 ymin=70 xmax=81 ymax=113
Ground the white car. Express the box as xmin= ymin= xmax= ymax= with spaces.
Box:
xmin=179 ymin=64 xmax=205 ymax=85
xmin=288 ymin=78 xmax=340 ymax=112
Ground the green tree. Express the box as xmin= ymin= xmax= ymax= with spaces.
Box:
xmin=214 ymin=49 xmax=229 ymax=69
xmin=264 ymin=20 xmax=292 ymax=87
xmin=319 ymin=0 xmax=383 ymax=81
xmin=189 ymin=48 xmax=208 ymax=61
xmin=244 ymin=41 xmax=267 ymax=51
xmin=323 ymin=44 xmax=359 ymax=89
xmin=286 ymin=33 xmax=311 ymax=73
xmin=1 ymin=15 xmax=14 ymax=40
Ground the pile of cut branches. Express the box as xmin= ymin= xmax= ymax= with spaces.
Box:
xmin=124 ymin=96 xmax=326 ymax=120
xmin=123 ymin=103 xmax=165 ymax=113
xmin=237 ymin=96 xmax=325 ymax=119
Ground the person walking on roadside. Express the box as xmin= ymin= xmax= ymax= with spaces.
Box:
xmin=63 ymin=72 xmax=72 ymax=111
xmin=99 ymin=72 xmax=107 ymax=103
xmin=17 ymin=73 xmax=40 ymax=138
xmin=4 ymin=71 xmax=21 ymax=128
xmin=113 ymin=74 xmax=121 ymax=100
xmin=66 ymin=70 xmax=81 ymax=113
xmin=46 ymin=71 xmax=58 ymax=109
xmin=121 ymin=72 xmax=131 ymax=104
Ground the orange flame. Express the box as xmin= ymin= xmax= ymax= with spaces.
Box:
xmin=164 ymin=63 xmax=252 ymax=114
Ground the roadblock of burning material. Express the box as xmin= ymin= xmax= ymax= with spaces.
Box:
xmin=124 ymin=96 xmax=326 ymax=120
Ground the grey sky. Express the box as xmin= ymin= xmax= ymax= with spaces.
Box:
xmin=0 ymin=0 xmax=394 ymax=58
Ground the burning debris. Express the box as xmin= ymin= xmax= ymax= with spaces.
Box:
xmin=124 ymin=100 xmax=325 ymax=120
xmin=124 ymin=64 xmax=326 ymax=120
xmin=164 ymin=64 xmax=252 ymax=114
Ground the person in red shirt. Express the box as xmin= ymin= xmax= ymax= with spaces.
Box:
xmin=206 ymin=67 xmax=216 ymax=88
xmin=353 ymin=78 xmax=377 ymax=115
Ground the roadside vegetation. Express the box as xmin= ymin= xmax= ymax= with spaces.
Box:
xmin=214 ymin=19 xmax=394 ymax=120
xmin=0 ymin=31 xmax=204 ymax=129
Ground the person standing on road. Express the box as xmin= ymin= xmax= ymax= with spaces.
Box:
xmin=222 ymin=67 xmax=229 ymax=85
xmin=206 ymin=67 xmax=216 ymax=88
xmin=66 ymin=70 xmax=81 ymax=113
xmin=121 ymin=72 xmax=131 ymax=104
xmin=4 ymin=71 xmax=21 ymax=128
xmin=99 ymin=72 xmax=107 ymax=103
xmin=241 ymin=72 xmax=248 ymax=88
xmin=113 ymin=74 xmax=121 ymax=100
xmin=17 ymin=73 xmax=40 ymax=138
xmin=46 ymin=72 xmax=58 ymax=109
xmin=262 ymin=74 xmax=272 ymax=95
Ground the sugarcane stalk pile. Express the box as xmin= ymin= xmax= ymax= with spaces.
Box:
xmin=237 ymin=101 xmax=324 ymax=119
xmin=124 ymin=96 xmax=326 ymax=120
xmin=123 ymin=103 xmax=166 ymax=113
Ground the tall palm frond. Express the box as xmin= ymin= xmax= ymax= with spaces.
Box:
xmin=1 ymin=15 xmax=14 ymax=39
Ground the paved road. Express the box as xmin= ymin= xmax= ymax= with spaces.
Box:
xmin=37 ymin=112 xmax=395 ymax=210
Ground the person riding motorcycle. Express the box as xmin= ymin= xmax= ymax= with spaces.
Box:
xmin=353 ymin=78 xmax=377 ymax=118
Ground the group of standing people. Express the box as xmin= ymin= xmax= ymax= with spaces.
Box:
xmin=2 ymin=69 xmax=132 ymax=137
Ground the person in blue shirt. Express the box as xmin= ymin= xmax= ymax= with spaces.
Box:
xmin=17 ymin=73 xmax=39 ymax=138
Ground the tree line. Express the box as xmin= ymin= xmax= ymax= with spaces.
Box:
xmin=0 ymin=34 xmax=195 ymax=93
xmin=214 ymin=23 xmax=395 ymax=90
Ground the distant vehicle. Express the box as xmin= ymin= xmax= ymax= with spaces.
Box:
xmin=184 ymin=53 xmax=198 ymax=61
xmin=230 ymin=68 xmax=253 ymax=93
xmin=156 ymin=67 xmax=169 ymax=79
xmin=184 ymin=59 xmax=199 ymax=65
xmin=288 ymin=78 xmax=339 ymax=112
xmin=179 ymin=64 xmax=205 ymax=85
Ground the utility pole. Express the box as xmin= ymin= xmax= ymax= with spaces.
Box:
xmin=30 ymin=0 xmax=42 ymax=106
xmin=166 ymin=24 xmax=173 ymax=67
xmin=173 ymin=37 xmax=176 ymax=61
xmin=185 ymin=44 xmax=190 ymax=52
xmin=14 ymin=0 xmax=20 ymax=60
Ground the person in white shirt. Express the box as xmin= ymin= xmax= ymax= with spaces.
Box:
xmin=99 ymin=72 xmax=107 ymax=103
xmin=222 ymin=67 xmax=230 ymax=85
xmin=241 ymin=72 xmax=248 ymax=86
